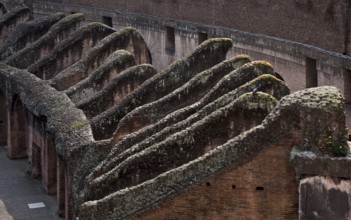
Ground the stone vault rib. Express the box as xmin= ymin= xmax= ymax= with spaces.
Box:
xmin=1 ymin=7 xmax=349 ymax=220
xmin=66 ymin=50 xmax=136 ymax=105
xmin=50 ymin=27 xmax=151 ymax=91
xmin=26 ymin=22 xmax=115 ymax=79
xmin=4 ymin=13 xmax=85 ymax=69
xmin=0 ymin=64 xmax=93 ymax=158
xmin=76 ymin=64 xmax=157 ymax=118
xmin=79 ymin=86 xmax=347 ymax=220
xmin=90 ymin=38 xmax=233 ymax=140
xmin=0 ymin=12 xmax=65 ymax=59
xmin=84 ymin=92 xmax=278 ymax=201
xmin=88 ymin=74 xmax=289 ymax=184
xmin=0 ymin=6 xmax=31 ymax=44
xmin=110 ymin=55 xmax=251 ymax=144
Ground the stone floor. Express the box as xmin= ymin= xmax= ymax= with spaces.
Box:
xmin=0 ymin=146 xmax=61 ymax=220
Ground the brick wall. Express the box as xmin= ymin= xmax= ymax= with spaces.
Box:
xmin=131 ymin=137 xmax=299 ymax=220
xmin=33 ymin=0 xmax=349 ymax=54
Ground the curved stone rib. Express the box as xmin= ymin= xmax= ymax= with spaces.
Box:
xmin=0 ymin=7 xmax=30 ymax=44
xmin=110 ymin=55 xmax=251 ymax=143
xmin=202 ymin=60 xmax=275 ymax=104
xmin=5 ymin=13 xmax=85 ymax=69
xmin=26 ymin=22 xmax=115 ymax=79
xmin=88 ymin=74 xmax=289 ymax=183
xmin=49 ymin=27 xmax=151 ymax=91
xmin=89 ymin=61 xmax=277 ymax=180
xmin=79 ymin=87 xmax=347 ymax=220
xmin=84 ymin=92 xmax=277 ymax=201
xmin=0 ymin=13 xmax=65 ymax=59
xmin=0 ymin=64 xmax=93 ymax=158
xmin=65 ymin=50 xmax=136 ymax=104
xmin=77 ymin=64 xmax=157 ymax=118
xmin=110 ymin=60 xmax=274 ymax=145
xmin=90 ymin=38 xmax=233 ymax=140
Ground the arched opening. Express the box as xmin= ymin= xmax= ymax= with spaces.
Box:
xmin=274 ymin=72 xmax=285 ymax=82
xmin=305 ymin=57 xmax=318 ymax=88
xmin=0 ymin=89 xmax=7 ymax=146
xmin=7 ymin=95 xmax=28 ymax=159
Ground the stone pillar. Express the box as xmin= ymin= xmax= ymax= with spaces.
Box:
xmin=57 ymin=156 xmax=65 ymax=218
xmin=65 ymin=170 xmax=71 ymax=220
xmin=299 ymin=176 xmax=351 ymax=220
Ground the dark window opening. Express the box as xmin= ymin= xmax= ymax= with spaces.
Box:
xmin=274 ymin=72 xmax=284 ymax=81
xmin=165 ymin=26 xmax=175 ymax=54
xmin=256 ymin=186 xmax=264 ymax=191
xmin=305 ymin=57 xmax=317 ymax=88
xmin=102 ymin=16 xmax=113 ymax=27
xmin=70 ymin=11 xmax=77 ymax=14
xmin=232 ymin=184 xmax=236 ymax=189
xmin=344 ymin=69 xmax=351 ymax=103
xmin=32 ymin=143 xmax=42 ymax=180
xmin=206 ymin=182 xmax=211 ymax=187
xmin=148 ymin=50 xmax=152 ymax=65
xmin=198 ymin=32 xmax=208 ymax=45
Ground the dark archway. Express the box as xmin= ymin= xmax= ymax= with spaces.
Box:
xmin=274 ymin=72 xmax=285 ymax=82
xmin=0 ymin=89 xmax=7 ymax=146
xmin=7 ymin=95 xmax=28 ymax=159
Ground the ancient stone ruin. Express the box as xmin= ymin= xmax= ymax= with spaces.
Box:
xmin=0 ymin=3 xmax=351 ymax=220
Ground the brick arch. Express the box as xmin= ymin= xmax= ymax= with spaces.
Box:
xmin=0 ymin=88 xmax=7 ymax=146
xmin=7 ymin=94 xmax=28 ymax=159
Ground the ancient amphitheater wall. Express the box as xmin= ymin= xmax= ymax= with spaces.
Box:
xmin=31 ymin=1 xmax=351 ymax=132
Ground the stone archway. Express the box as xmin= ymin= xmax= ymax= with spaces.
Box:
xmin=7 ymin=95 xmax=28 ymax=159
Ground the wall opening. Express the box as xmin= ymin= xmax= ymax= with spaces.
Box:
xmin=165 ymin=26 xmax=175 ymax=54
xmin=31 ymin=143 xmax=42 ymax=179
xmin=256 ymin=186 xmax=264 ymax=191
xmin=43 ymin=133 xmax=57 ymax=195
xmin=305 ymin=57 xmax=318 ymax=88
xmin=344 ymin=69 xmax=351 ymax=103
xmin=206 ymin=182 xmax=211 ymax=187
xmin=0 ymin=89 xmax=7 ymax=146
xmin=274 ymin=72 xmax=285 ymax=81
xmin=232 ymin=184 xmax=236 ymax=189
xmin=102 ymin=16 xmax=113 ymax=27
xmin=198 ymin=32 xmax=208 ymax=45
xmin=148 ymin=50 xmax=152 ymax=65
xmin=8 ymin=95 xmax=28 ymax=159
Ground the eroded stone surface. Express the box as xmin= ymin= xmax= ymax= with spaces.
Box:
xmin=0 ymin=7 xmax=349 ymax=220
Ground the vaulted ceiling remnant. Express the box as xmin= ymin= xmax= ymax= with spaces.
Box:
xmin=0 ymin=6 xmax=349 ymax=220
